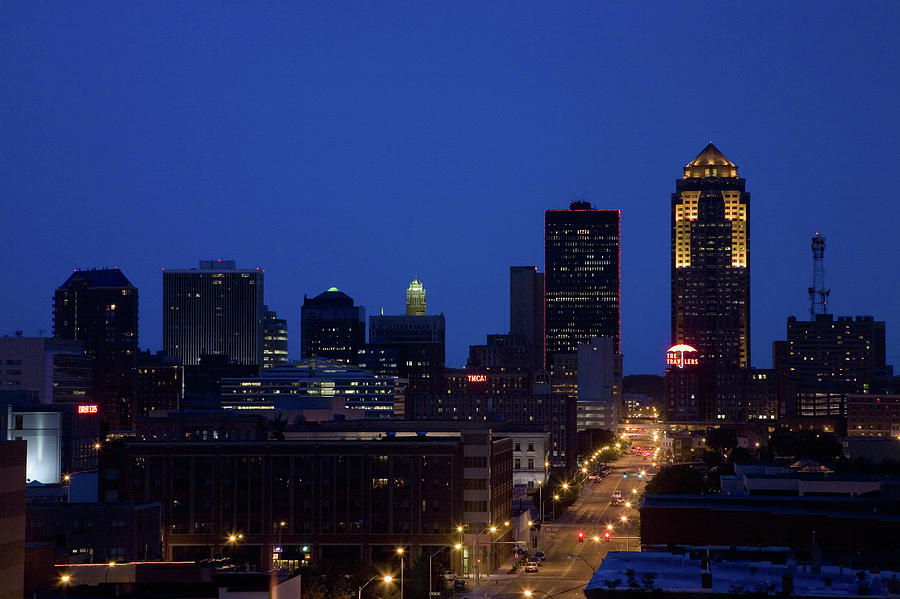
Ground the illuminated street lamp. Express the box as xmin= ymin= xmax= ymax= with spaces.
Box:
xmin=428 ymin=544 xmax=462 ymax=599
xmin=358 ymin=575 xmax=392 ymax=599
xmin=620 ymin=515 xmax=628 ymax=523
xmin=396 ymin=547 xmax=405 ymax=599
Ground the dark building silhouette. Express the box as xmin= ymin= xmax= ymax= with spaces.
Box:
xmin=262 ymin=307 xmax=288 ymax=369
xmin=671 ymin=143 xmax=750 ymax=369
xmin=25 ymin=502 xmax=161 ymax=564
xmin=163 ymin=260 xmax=265 ymax=368
xmin=776 ymin=314 xmax=890 ymax=418
xmin=101 ymin=422 xmax=512 ymax=572
xmin=300 ymin=288 xmax=365 ymax=364
xmin=53 ymin=268 xmax=138 ymax=428
xmin=0 ymin=440 xmax=26 ymax=599
xmin=467 ymin=333 xmax=532 ymax=370
xmin=182 ymin=355 xmax=258 ymax=411
xmin=544 ymin=202 xmax=620 ymax=364
xmin=132 ymin=350 xmax=182 ymax=420
xmin=509 ymin=266 xmax=545 ymax=370
xmin=368 ymin=310 xmax=445 ymax=404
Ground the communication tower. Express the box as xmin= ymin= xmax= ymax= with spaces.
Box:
xmin=808 ymin=233 xmax=830 ymax=319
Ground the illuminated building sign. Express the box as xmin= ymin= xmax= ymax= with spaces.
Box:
xmin=77 ymin=405 xmax=99 ymax=414
xmin=467 ymin=374 xmax=487 ymax=383
xmin=666 ymin=344 xmax=698 ymax=369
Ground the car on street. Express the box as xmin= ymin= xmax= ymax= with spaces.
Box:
xmin=534 ymin=551 xmax=546 ymax=562
xmin=524 ymin=561 xmax=539 ymax=573
xmin=453 ymin=579 xmax=468 ymax=592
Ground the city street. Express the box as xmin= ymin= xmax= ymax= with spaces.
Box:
xmin=462 ymin=453 xmax=652 ymax=599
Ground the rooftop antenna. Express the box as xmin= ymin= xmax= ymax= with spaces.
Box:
xmin=807 ymin=233 xmax=830 ymax=319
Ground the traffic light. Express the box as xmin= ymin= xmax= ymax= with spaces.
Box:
xmin=577 ymin=531 xmax=584 ymax=542
xmin=623 ymin=473 xmax=627 ymax=478
xmin=604 ymin=531 xmax=611 ymax=542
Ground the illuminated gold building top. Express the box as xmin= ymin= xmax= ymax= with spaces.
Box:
xmin=674 ymin=144 xmax=747 ymax=269
xmin=683 ymin=143 xmax=738 ymax=179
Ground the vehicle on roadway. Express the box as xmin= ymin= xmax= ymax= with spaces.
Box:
xmin=534 ymin=551 xmax=545 ymax=562
xmin=524 ymin=560 xmax=539 ymax=572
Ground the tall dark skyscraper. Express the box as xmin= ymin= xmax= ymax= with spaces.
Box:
xmin=53 ymin=268 xmax=138 ymax=428
xmin=544 ymin=202 xmax=621 ymax=363
xmin=510 ymin=266 xmax=544 ymax=370
xmin=300 ymin=287 xmax=365 ymax=364
xmin=163 ymin=260 xmax=265 ymax=367
xmin=671 ymin=143 xmax=750 ymax=369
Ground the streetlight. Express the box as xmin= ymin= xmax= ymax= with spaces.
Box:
xmin=396 ymin=547 xmax=404 ymax=599
xmin=470 ymin=522 xmax=510 ymax=594
xmin=227 ymin=533 xmax=242 ymax=567
xmin=536 ymin=481 xmax=543 ymax=522
xmin=428 ymin=544 xmax=462 ymax=599
xmin=358 ymin=575 xmax=392 ymax=599
xmin=278 ymin=521 xmax=286 ymax=557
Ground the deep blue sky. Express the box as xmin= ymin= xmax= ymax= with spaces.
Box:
xmin=3 ymin=2 xmax=899 ymax=374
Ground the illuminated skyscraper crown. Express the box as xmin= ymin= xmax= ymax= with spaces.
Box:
xmin=406 ymin=277 xmax=426 ymax=316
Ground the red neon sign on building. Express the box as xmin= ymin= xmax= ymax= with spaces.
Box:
xmin=467 ymin=374 xmax=487 ymax=383
xmin=666 ymin=344 xmax=699 ymax=369
xmin=77 ymin=405 xmax=98 ymax=414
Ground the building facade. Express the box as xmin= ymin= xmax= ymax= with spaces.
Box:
xmin=0 ymin=441 xmax=26 ymax=599
xmin=102 ymin=423 xmax=512 ymax=572
xmin=0 ymin=337 xmax=92 ymax=406
xmin=671 ymin=144 xmax=750 ymax=369
xmin=262 ymin=307 xmax=289 ymax=369
xmin=544 ymin=201 xmax=621 ymax=363
xmin=576 ymin=336 xmax=623 ymax=431
xmin=368 ymin=312 xmax=445 ymax=401
xmin=26 ymin=502 xmax=161 ymax=564
xmin=847 ymin=393 xmax=900 ymax=437
xmin=300 ymin=288 xmax=365 ymax=364
xmin=778 ymin=314 xmax=890 ymax=417
xmin=509 ymin=266 xmax=545 ymax=370
xmin=2 ymin=392 xmax=101 ymax=482
xmin=163 ymin=260 xmax=265 ymax=368
xmin=132 ymin=351 xmax=183 ymax=421
xmin=53 ymin=268 xmax=138 ymax=428
xmin=220 ymin=358 xmax=396 ymax=418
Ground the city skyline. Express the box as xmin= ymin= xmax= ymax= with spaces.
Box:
xmin=2 ymin=3 xmax=899 ymax=374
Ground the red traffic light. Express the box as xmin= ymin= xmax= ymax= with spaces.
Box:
xmin=577 ymin=531 xmax=584 ymax=542
xmin=603 ymin=531 xmax=611 ymax=542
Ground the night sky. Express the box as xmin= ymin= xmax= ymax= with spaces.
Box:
xmin=2 ymin=2 xmax=899 ymax=374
